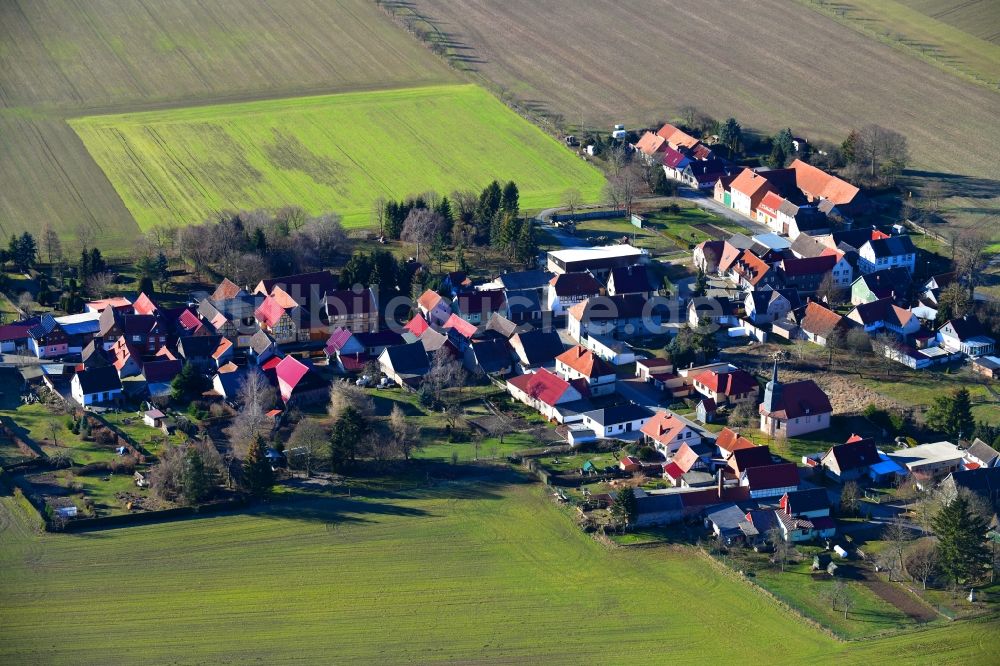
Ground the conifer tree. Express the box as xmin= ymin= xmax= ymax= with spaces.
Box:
xmin=932 ymin=493 xmax=989 ymax=588
xmin=242 ymin=436 xmax=274 ymax=497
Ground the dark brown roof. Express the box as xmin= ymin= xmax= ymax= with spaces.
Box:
xmin=743 ymin=463 xmax=799 ymax=490
xmin=826 ymin=438 xmax=880 ymax=472
xmin=727 ymin=446 xmax=774 ymax=475
xmin=550 ymin=272 xmax=602 ymax=297
xmin=764 ymin=379 xmax=832 ymax=419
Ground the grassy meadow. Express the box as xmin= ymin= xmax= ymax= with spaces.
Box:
xmin=0 ymin=0 xmax=459 ymax=248
xmin=1 ymin=478 xmax=997 ymax=664
xmin=71 ymin=84 xmax=606 ymax=229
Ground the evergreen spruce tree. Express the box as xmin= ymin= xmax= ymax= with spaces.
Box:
xmin=182 ymin=447 xmax=210 ymax=504
xmin=610 ymin=487 xmax=638 ymax=526
xmin=329 ymin=406 xmax=369 ymax=472
xmin=501 ymin=181 xmax=520 ymax=219
xmin=242 ymin=436 xmax=274 ymax=497
xmin=932 ymin=493 xmax=989 ymax=588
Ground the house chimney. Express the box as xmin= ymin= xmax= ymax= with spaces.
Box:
xmin=717 ymin=469 xmax=724 ymax=498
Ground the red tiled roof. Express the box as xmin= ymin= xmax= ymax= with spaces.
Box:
xmin=404 ymin=314 xmax=430 ymax=336
xmin=790 ymin=159 xmax=859 ymax=205
xmin=663 ymin=146 xmax=689 ymax=169
xmin=86 ymin=296 xmax=132 ymax=312
xmin=556 ymin=345 xmax=616 ymax=379
xmin=0 ymin=320 xmax=36 ymax=342
xmin=211 ymin=278 xmax=243 ymax=301
xmin=672 ymin=443 xmax=701 ymax=473
xmin=275 ymin=356 xmax=310 ymax=401
xmin=758 ymin=191 xmax=785 ymax=216
xmin=339 ymin=352 xmax=369 ymax=372
xmin=177 ymin=309 xmax=202 ymax=334
xmin=655 ymin=123 xmax=699 ymax=150
xmin=715 ymin=427 xmax=755 ymax=454
xmin=132 ymin=293 xmax=158 ymax=316
xmin=663 ymin=462 xmax=684 ymax=480
xmin=212 ymin=337 xmax=233 ymax=360
xmin=692 ymin=368 xmax=757 ymax=397
xmin=508 ymin=368 xmax=573 ymax=406
xmin=325 ymin=289 xmax=376 ymax=316
xmin=636 ymin=131 xmax=667 ymax=156
xmin=325 ymin=327 xmax=356 ymax=355
xmin=729 ymin=168 xmax=776 ymax=199
xmin=641 ymin=411 xmax=691 ymax=445
xmin=718 ymin=242 xmax=745 ymax=274
xmin=731 ymin=250 xmax=771 ymax=286
xmin=443 ymin=313 xmax=477 ymax=339
xmin=761 ymin=379 xmax=832 ymax=419
xmin=727 ymin=446 xmax=774 ymax=475
xmin=800 ymin=302 xmax=845 ymax=338
xmin=550 ymin=272 xmax=602 ymax=297
xmin=261 ymin=356 xmax=282 ymax=372
xmin=417 ymin=289 xmax=444 ymax=312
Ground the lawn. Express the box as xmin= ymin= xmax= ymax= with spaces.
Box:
xmin=0 ymin=478 xmax=997 ymax=664
xmin=0 ymin=403 xmax=115 ymax=464
xmin=860 ymin=368 xmax=1000 ymax=424
xmin=70 ymin=84 xmax=606 ymax=230
xmin=751 ymin=557 xmax=921 ymax=639
xmin=416 ymin=432 xmax=540 ymax=462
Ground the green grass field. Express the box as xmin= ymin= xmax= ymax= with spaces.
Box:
xmin=70 ymin=84 xmax=606 ymax=229
xmin=0 ymin=478 xmax=996 ymax=664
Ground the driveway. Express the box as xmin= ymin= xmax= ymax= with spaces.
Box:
xmin=675 ymin=187 xmax=768 ymax=235
xmin=536 ymin=189 xmax=767 ymax=246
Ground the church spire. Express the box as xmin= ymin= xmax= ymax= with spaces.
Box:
xmin=763 ymin=358 xmax=782 ymax=413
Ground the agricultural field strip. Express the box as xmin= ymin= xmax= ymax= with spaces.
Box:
xmin=413 ymin=0 xmax=1000 ymax=236
xmin=0 ymin=0 xmax=460 ymax=246
xmin=69 ymin=84 xmax=607 ymax=229
xmin=1 ymin=483 xmax=996 ymax=663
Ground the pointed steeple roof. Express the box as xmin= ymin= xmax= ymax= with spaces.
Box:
xmin=762 ymin=360 xmax=782 ymax=414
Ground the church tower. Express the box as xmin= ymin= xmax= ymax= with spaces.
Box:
xmin=762 ymin=359 xmax=782 ymax=414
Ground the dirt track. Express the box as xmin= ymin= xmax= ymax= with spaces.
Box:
xmin=856 ymin=568 xmax=939 ymax=623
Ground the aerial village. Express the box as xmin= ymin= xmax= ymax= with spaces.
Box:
xmin=0 ymin=119 xmax=997 ymax=592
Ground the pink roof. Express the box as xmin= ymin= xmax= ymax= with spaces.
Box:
xmin=177 ymin=309 xmax=202 ymax=333
xmin=662 ymin=146 xmax=689 ymax=169
xmin=404 ymin=314 xmax=430 ymax=336
xmin=275 ymin=356 xmax=310 ymax=402
xmin=325 ymin=327 xmax=355 ymax=355
xmin=254 ymin=295 xmax=287 ymax=328
xmin=443 ymin=313 xmax=477 ymax=339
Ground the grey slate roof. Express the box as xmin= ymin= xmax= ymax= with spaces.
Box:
xmin=75 ymin=366 xmax=122 ymax=394
xmin=582 ymin=403 xmax=653 ymax=427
